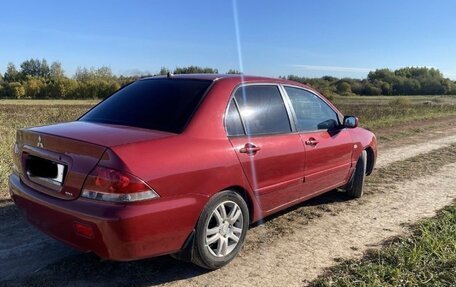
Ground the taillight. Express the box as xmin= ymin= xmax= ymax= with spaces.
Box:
xmin=81 ymin=166 xmax=159 ymax=202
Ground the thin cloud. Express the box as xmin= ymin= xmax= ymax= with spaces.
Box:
xmin=290 ymin=64 xmax=373 ymax=73
xmin=441 ymin=71 xmax=456 ymax=80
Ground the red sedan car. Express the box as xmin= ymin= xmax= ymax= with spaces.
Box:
xmin=9 ymin=74 xmax=376 ymax=269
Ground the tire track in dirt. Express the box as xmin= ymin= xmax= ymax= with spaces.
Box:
xmin=164 ymin=163 xmax=456 ymax=287
xmin=376 ymin=134 xmax=456 ymax=168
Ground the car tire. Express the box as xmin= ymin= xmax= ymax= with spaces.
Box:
xmin=191 ymin=190 xmax=249 ymax=270
xmin=346 ymin=149 xmax=367 ymax=198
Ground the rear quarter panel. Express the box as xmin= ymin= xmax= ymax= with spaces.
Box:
xmin=110 ymin=136 xmax=248 ymax=199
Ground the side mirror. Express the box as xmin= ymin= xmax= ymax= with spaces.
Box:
xmin=343 ymin=116 xmax=358 ymax=128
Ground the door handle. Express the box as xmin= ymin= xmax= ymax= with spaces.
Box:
xmin=239 ymin=143 xmax=261 ymax=155
xmin=305 ymin=138 xmax=319 ymax=146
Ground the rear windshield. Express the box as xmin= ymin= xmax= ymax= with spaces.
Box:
xmin=80 ymin=78 xmax=212 ymax=133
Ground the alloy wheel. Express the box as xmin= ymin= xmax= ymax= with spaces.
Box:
xmin=204 ymin=200 xmax=244 ymax=257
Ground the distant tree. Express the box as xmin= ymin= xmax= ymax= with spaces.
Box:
xmin=227 ymin=69 xmax=241 ymax=74
xmin=336 ymin=81 xmax=352 ymax=95
xmin=442 ymin=78 xmax=456 ymax=95
xmin=118 ymin=75 xmax=140 ymax=86
xmin=448 ymin=81 xmax=456 ymax=94
xmin=95 ymin=66 xmax=114 ymax=80
xmin=50 ymin=62 xmax=65 ymax=79
xmin=362 ymin=82 xmax=382 ymax=95
xmin=159 ymin=67 xmax=170 ymax=75
xmin=20 ymin=58 xmax=50 ymax=79
xmin=74 ymin=66 xmax=114 ymax=81
xmin=40 ymin=59 xmax=50 ymax=78
xmin=3 ymin=59 xmax=456 ymax=99
xmin=322 ymin=76 xmax=339 ymax=82
xmin=61 ymin=79 xmax=80 ymax=99
xmin=393 ymin=78 xmax=421 ymax=95
xmin=24 ymin=77 xmax=46 ymax=98
xmin=420 ymin=78 xmax=445 ymax=95
xmin=74 ymin=67 xmax=89 ymax=82
xmin=46 ymin=78 xmax=70 ymax=99
xmin=285 ymin=66 xmax=456 ymax=96
xmin=4 ymin=63 xmax=20 ymax=82
xmin=173 ymin=66 xmax=218 ymax=74
xmin=368 ymin=68 xmax=396 ymax=83
xmin=286 ymin=75 xmax=308 ymax=84
xmin=6 ymin=82 xmax=26 ymax=98
xmin=377 ymin=81 xmax=392 ymax=95
xmin=350 ymin=80 xmax=364 ymax=95
xmin=74 ymin=67 xmax=95 ymax=82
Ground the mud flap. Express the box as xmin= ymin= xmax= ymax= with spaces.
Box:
xmin=170 ymin=230 xmax=195 ymax=262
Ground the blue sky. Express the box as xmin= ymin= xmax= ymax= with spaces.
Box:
xmin=1 ymin=0 xmax=456 ymax=79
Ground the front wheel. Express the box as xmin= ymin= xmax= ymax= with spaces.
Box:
xmin=192 ymin=190 xmax=249 ymax=269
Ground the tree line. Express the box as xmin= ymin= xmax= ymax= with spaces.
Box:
xmin=0 ymin=59 xmax=128 ymax=99
xmin=0 ymin=59 xmax=454 ymax=99
xmin=284 ymin=67 xmax=456 ymax=96
xmin=0 ymin=60 xmax=236 ymax=99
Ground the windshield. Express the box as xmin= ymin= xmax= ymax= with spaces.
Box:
xmin=79 ymin=78 xmax=212 ymax=133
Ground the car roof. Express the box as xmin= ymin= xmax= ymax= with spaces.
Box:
xmin=139 ymin=73 xmax=284 ymax=82
xmin=138 ymin=73 xmax=317 ymax=93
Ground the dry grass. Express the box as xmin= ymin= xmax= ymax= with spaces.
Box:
xmin=333 ymin=96 xmax=456 ymax=130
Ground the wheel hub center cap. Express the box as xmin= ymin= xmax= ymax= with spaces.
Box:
xmin=220 ymin=222 xmax=229 ymax=236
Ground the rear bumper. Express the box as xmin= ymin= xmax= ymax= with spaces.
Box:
xmin=9 ymin=173 xmax=207 ymax=261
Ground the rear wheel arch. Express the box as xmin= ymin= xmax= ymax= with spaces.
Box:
xmin=364 ymin=146 xmax=375 ymax=176
xmin=191 ymin=189 xmax=250 ymax=269
xmin=222 ymin=185 xmax=254 ymax=224
xmin=172 ymin=185 xmax=253 ymax=264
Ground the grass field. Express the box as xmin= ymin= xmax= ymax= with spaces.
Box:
xmin=312 ymin=202 xmax=456 ymax=287
xmin=334 ymin=95 xmax=456 ymax=105
xmin=1 ymin=96 xmax=456 ymax=193
xmin=333 ymin=95 xmax=456 ymax=129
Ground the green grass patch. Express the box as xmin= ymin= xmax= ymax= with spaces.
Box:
xmin=312 ymin=203 xmax=456 ymax=287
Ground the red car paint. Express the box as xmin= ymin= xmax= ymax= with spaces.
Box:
xmin=9 ymin=74 xmax=377 ymax=261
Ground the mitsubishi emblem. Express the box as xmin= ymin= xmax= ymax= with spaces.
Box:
xmin=37 ymin=136 xmax=44 ymax=148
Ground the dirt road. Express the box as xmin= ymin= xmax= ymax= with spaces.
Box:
xmin=167 ymin=163 xmax=456 ymax=287
xmin=1 ymin=127 xmax=456 ymax=286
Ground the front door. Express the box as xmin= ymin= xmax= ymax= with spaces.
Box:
xmin=283 ymin=86 xmax=353 ymax=194
xmin=299 ymin=129 xmax=353 ymax=192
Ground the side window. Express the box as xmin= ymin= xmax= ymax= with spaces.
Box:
xmin=234 ymin=85 xmax=291 ymax=136
xmin=225 ymin=99 xmax=245 ymax=136
xmin=285 ymin=87 xmax=340 ymax=132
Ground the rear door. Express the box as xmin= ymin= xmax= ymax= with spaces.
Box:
xmin=226 ymin=85 xmax=306 ymax=213
xmin=283 ymin=86 xmax=353 ymax=194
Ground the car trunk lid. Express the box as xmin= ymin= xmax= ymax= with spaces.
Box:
xmin=15 ymin=121 xmax=174 ymax=200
